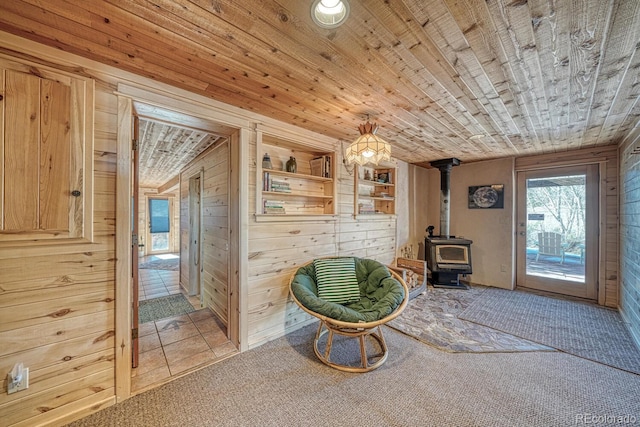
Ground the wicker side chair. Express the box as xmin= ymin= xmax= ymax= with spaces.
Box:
xmin=289 ymin=257 xmax=408 ymax=373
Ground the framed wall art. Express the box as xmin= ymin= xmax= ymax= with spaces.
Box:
xmin=468 ymin=184 xmax=504 ymax=209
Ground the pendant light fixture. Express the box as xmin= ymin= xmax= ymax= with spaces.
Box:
xmin=344 ymin=119 xmax=391 ymax=166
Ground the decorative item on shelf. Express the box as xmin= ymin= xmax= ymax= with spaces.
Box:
xmin=364 ymin=169 xmax=371 ymax=181
xmin=262 ymin=153 xmax=272 ymax=169
xmin=344 ymin=117 xmax=391 ymax=166
xmin=378 ymin=172 xmax=388 ymax=183
xmin=286 ymin=156 xmax=297 ymax=173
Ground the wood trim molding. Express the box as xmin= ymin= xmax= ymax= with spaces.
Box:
xmin=514 ymin=145 xmax=617 ymax=171
xmin=255 ymin=122 xmax=338 ymax=151
xmin=115 ymin=95 xmax=133 ymax=401
xmin=598 ymin=161 xmax=607 ymax=306
xmin=237 ymin=128 xmax=249 ymax=352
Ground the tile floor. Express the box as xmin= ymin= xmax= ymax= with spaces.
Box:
xmin=138 ymin=268 xmax=181 ymax=302
xmin=133 ymin=254 xmax=237 ymax=394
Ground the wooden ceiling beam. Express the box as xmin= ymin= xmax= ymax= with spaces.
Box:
xmin=157 ymin=175 xmax=180 ymax=195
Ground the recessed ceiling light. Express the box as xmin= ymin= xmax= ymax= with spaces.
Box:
xmin=311 ymin=0 xmax=350 ymax=29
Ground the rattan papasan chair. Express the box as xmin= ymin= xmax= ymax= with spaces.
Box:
xmin=289 ymin=257 xmax=408 ymax=372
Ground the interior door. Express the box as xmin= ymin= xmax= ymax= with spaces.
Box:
xmin=516 ymin=165 xmax=598 ymax=299
xmin=132 ymin=116 xmax=140 ymax=368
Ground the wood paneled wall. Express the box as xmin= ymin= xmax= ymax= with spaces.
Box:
xmin=246 ymin=137 xmax=400 ymax=348
xmin=180 ymin=141 xmax=230 ymax=325
xmin=619 ymin=130 xmax=640 ymax=346
xmin=0 ymin=32 xmax=404 ymax=425
xmin=0 ymin=62 xmax=116 ymax=425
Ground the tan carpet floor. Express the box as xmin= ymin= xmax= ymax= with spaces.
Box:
xmin=68 ymin=324 xmax=640 ymax=427
xmin=458 ymin=287 xmax=640 ymax=374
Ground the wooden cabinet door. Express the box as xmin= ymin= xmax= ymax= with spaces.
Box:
xmin=1 ymin=62 xmax=93 ymax=242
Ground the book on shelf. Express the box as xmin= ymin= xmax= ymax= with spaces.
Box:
xmin=358 ymin=203 xmax=375 ymax=215
xmin=263 ymin=199 xmax=286 ymax=214
xmin=264 ymin=207 xmax=286 ymax=214
xmin=324 ymin=155 xmax=331 ymax=178
xmin=310 ymin=157 xmax=323 ymax=177
xmin=270 ymin=179 xmax=291 ymax=193
xmin=309 ymin=155 xmax=332 ymax=178
xmin=263 ymin=173 xmax=292 ymax=193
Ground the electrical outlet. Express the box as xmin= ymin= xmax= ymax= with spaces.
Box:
xmin=500 ymin=264 xmax=507 ymax=273
xmin=7 ymin=367 xmax=29 ymax=394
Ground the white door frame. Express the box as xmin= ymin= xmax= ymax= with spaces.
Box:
xmin=516 ymin=164 xmax=599 ymax=299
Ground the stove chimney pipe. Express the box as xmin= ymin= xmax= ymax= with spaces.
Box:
xmin=429 ymin=158 xmax=460 ymax=238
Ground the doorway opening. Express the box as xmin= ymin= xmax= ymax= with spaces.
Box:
xmin=516 ymin=164 xmax=599 ymax=300
xmin=130 ymin=104 xmax=240 ymax=394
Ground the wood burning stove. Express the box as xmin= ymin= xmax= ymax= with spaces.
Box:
xmin=425 ymin=157 xmax=473 ymax=289
xmin=425 ymin=235 xmax=473 ymax=288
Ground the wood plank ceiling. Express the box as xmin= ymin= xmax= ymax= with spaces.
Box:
xmin=137 ymin=119 xmax=224 ymax=188
xmin=1 ymin=0 xmax=639 ymax=169
xmin=133 ymin=103 xmax=235 ymax=188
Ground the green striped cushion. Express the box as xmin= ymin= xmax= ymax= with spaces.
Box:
xmin=314 ymin=258 xmax=360 ymax=304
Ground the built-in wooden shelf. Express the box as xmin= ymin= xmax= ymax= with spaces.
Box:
xmin=354 ymin=164 xmax=397 ymax=217
xmin=262 ymin=168 xmax=333 ymax=182
xmin=257 ymin=134 xmax=336 ymax=220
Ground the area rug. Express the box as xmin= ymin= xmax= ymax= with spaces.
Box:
xmin=139 ymin=294 xmax=195 ymax=324
xmin=388 ymin=286 xmax=552 ymax=353
xmin=139 ymin=258 xmax=179 ymax=271
xmin=458 ymin=287 xmax=640 ymax=375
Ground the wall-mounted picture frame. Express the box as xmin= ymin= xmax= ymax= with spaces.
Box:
xmin=468 ymin=184 xmax=504 ymax=209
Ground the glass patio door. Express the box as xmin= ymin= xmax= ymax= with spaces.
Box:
xmin=516 ymin=165 xmax=598 ymax=299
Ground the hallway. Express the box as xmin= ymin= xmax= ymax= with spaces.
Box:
xmin=133 ymin=254 xmax=237 ymax=393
